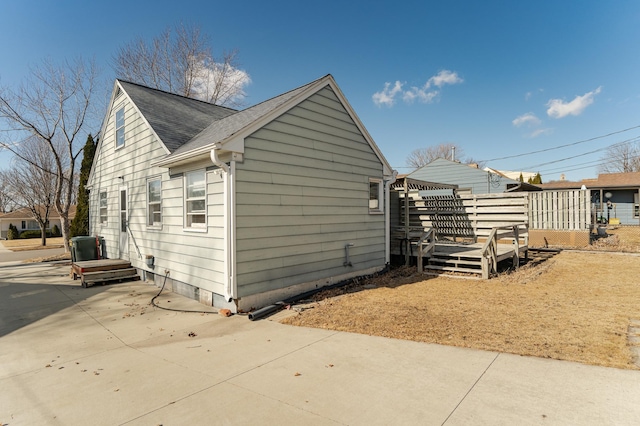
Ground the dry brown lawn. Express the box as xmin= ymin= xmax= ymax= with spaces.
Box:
xmin=282 ymin=251 xmax=640 ymax=370
xmin=1 ymin=237 xmax=66 ymax=251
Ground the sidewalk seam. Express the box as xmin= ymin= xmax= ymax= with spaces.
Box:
xmin=119 ymin=329 xmax=341 ymax=425
xmin=441 ymin=352 xmax=500 ymax=425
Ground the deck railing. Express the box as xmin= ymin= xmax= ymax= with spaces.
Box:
xmin=480 ymin=223 xmax=528 ymax=279
xmin=416 ymin=228 xmax=436 ymax=272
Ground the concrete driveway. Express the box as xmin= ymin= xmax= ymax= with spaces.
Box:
xmin=1 ymin=262 xmax=639 ymax=425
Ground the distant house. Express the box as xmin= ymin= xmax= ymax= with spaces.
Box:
xmin=538 ymin=172 xmax=640 ymax=225
xmin=0 ymin=205 xmax=76 ymax=239
xmin=483 ymin=167 xmax=537 ymax=183
xmin=409 ymin=158 xmax=540 ymax=194
xmin=87 ymin=75 xmax=396 ymax=312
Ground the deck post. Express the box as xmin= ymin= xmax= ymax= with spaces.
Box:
xmin=481 ymin=256 xmax=489 ymax=279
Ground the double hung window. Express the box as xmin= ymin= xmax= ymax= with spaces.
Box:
xmin=185 ymin=170 xmax=206 ymax=229
xmin=115 ymin=107 xmax=125 ymax=148
xmin=99 ymin=191 xmax=108 ymax=224
xmin=147 ymin=178 xmax=162 ymax=227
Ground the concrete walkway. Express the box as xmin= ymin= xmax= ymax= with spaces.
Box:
xmin=1 ymin=263 xmax=639 ymax=425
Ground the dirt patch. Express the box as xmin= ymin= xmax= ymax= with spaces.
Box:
xmin=282 ymin=251 xmax=640 ymax=370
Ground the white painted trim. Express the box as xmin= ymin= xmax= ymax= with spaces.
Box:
xmin=384 ymin=171 xmax=397 ymax=264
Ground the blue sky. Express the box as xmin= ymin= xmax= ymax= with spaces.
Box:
xmin=1 ymin=0 xmax=640 ymax=182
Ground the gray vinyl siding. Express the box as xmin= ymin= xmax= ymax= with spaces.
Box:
xmin=234 ymin=86 xmax=386 ymax=297
xmin=88 ymin=91 xmax=226 ymax=295
xmin=410 ymin=158 xmax=519 ymax=194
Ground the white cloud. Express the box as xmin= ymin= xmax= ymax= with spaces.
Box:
xmin=546 ymin=86 xmax=602 ymax=119
xmin=512 ymin=112 xmax=541 ymax=127
xmin=373 ymin=70 xmax=463 ymax=107
xmin=528 ymin=128 xmax=554 ymax=138
xmin=403 ymin=87 xmax=439 ymax=104
xmin=372 ymin=81 xmax=404 ymax=107
xmin=427 ymin=70 xmax=463 ymax=88
xmin=191 ymin=58 xmax=251 ymax=106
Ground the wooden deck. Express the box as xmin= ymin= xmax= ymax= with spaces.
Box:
xmin=392 ymin=224 xmax=529 ymax=278
xmin=71 ymin=259 xmax=140 ymax=288
xmin=423 ymin=241 xmax=528 ymax=276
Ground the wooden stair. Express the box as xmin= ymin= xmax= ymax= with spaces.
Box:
xmin=71 ymin=259 xmax=140 ymax=288
xmin=425 ymin=248 xmax=484 ymax=275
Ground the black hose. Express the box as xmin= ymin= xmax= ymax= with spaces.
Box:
xmin=150 ymin=271 xmax=218 ymax=315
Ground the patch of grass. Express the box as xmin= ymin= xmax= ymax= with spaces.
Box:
xmin=282 ymin=251 xmax=640 ymax=370
xmin=1 ymin=237 xmax=66 ymax=251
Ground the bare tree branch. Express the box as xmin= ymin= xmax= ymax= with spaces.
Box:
xmin=406 ymin=143 xmax=481 ymax=170
xmin=0 ymin=57 xmax=100 ymax=251
xmin=1 ymin=138 xmax=58 ymax=245
xmin=598 ymin=141 xmax=640 ymax=173
xmin=112 ymin=23 xmax=250 ymax=107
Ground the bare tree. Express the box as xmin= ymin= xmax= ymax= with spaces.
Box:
xmin=2 ymin=138 xmax=58 ymax=246
xmin=598 ymin=141 xmax=640 ymax=174
xmin=0 ymin=172 xmax=11 ymax=213
xmin=406 ymin=143 xmax=483 ymax=170
xmin=113 ymin=23 xmax=250 ymax=107
xmin=0 ymin=57 xmax=100 ymax=252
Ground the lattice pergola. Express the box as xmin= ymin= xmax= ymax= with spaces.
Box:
xmin=391 ymin=176 xmax=458 ymax=265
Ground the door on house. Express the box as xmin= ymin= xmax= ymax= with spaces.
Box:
xmin=119 ymin=186 xmax=129 ymax=259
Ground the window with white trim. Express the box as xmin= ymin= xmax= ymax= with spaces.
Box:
xmin=147 ymin=178 xmax=162 ymax=227
xmin=185 ymin=170 xmax=206 ymax=229
xmin=115 ymin=107 xmax=125 ymax=148
xmin=369 ymin=178 xmax=383 ymax=214
xmin=635 ymin=193 xmax=639 ymax=218
xmin=99 ymin=191 xmax=108 ymax=224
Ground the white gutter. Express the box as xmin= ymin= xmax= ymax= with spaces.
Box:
xmin=384 ymin=170 xmax=398 ymax=264
xmin=210 ymin=146 xmax=236 ymax=303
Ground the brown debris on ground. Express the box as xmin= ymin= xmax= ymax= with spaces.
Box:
xmin=282 ymin=251 xmax=640 ymax=370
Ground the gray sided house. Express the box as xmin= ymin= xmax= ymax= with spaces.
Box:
xmin=409 ymin=158 xmax=537 ymax=195
xmin=87 ymin=75 xmax=395 ymax=312
xmin=538 ymin=172 xmax=640 ymax=225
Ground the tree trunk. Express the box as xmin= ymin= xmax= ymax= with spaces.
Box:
xmin=60 ymin=212 xmax=71 ymax=252
xmin=40 ymin=225 xmax=47 ymax=247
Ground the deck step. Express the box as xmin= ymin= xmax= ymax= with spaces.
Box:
xmin=82 ymin=268 xmax=140 ymax=283
xmin=431 ymin=251 xmax=483 ymax=259
xmin=424 ymin=264 xmax=483 ymax=274
xmin=427 ymin=257 xmax=482 ymax=265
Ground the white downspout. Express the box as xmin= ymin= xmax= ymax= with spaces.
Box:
xmin=384 ymin=170 xmax=398 ymax=264
xmin=210 ymin=147 xmax=236 ymax=303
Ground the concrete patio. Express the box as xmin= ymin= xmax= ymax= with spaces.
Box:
xmin=1 ymin=262 xmax=639 ymax=425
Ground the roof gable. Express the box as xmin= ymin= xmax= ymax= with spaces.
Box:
xmin=165 ymin=78 xmax=318 ymax=159
xmin=154 ymin=74 xmax=393 ymax=176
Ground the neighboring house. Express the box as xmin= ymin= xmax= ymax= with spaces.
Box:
xmin=409 ymin=158 xmax=540 ymax=194
xmin=538 ymin=172 xmax=640 ymax=225
xmin=87 ymin=75 xmax=395 ymax=312
xmin=483 ymin=167 xmax=537 ymax=183
xmin=0 ymin=205 xmax=76 ymax=239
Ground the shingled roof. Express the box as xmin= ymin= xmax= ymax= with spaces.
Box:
xmin=537 ymin=172 xmax=640 ymax=190
xmin=118 ymin=81 xmax=237 ymax=153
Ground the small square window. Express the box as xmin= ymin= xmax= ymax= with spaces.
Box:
xmin=115 ymin=107 xmax=125 ymax=148
xmin=369 ymin=178 xmax=383 ymax=214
